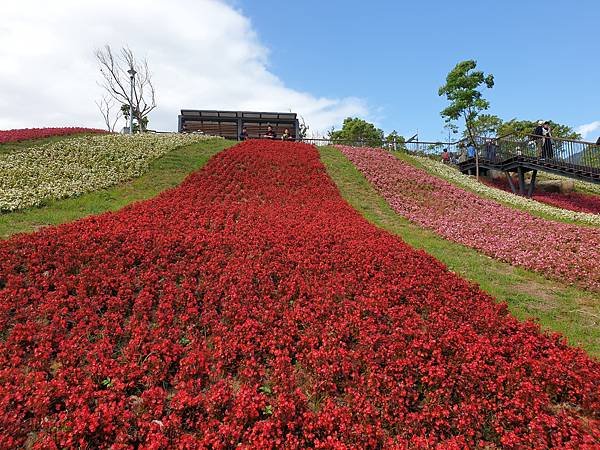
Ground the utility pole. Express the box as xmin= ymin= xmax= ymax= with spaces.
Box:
xmin=127 ymin=67 xmax=137 ymax=134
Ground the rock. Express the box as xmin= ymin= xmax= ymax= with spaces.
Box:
xmin=536 ymin=180 xmax=562 ymax=193
xmin=488 ymin=170 xmax=505 ymax=182
xmin=559 ymin=180 xmax=574 ymax=194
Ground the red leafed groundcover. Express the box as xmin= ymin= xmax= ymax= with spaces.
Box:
xmin=0 ymin=127 xmax=106 ymax=144
xmin=0 ymin=141 xmax=598 ymax=448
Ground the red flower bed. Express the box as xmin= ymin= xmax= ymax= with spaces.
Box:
xmin=0 ymin=127 xmax=106 ymax=144
xmin=483 ymin=178 xmax=600 ymax=215
xmin=0 ymin=141 xmax=598 ymax=448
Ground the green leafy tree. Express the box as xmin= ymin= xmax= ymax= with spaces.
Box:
xmin=498 ymin=119 xmax=581 ymax=140
xmin=438 ymin=59 xmax=494 ymax=146
xmin=385 ymin=130 xmax=406 ymax=149
xmin=329 ymin=117 xmax=384 ymax=147
xmin=462 ymin=114 xmax=503 ymax=139
xmin=121 ymin=103 xmax=150 ymax=132
xmin=121 ymin=103 xmax=130 ymax=122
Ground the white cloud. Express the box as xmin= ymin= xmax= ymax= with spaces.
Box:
xmin=576 ymin=121 xmax=600 ymax=141
xmin=0 ymin=0 xmax=368 ymax=132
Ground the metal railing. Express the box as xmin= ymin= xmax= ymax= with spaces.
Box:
xmin=457 ymin=135 xmax=600 ymax=171
xmin=300 ymin=134 xmax=600 ymax=175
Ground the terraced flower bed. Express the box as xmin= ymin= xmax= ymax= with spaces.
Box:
xmin=338 ymin=145 xmax=600 ymax=292
xmin=0 ymin=140 xmax=597 ymax=448
xmin=408 ymin=153 xmax=600 ymax=226
xmin=0 ymin=127 xmax=105 ymax=144
xmin=482 ymin=177 xmax=600 ymax=215
xmin=0 ymin=133 xmax=220 ymax=211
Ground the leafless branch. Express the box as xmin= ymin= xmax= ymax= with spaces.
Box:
xmin=95 ymin=96 xmax=123 ymax=132
xmin=94 ymin=45 xmax=157 ymax=131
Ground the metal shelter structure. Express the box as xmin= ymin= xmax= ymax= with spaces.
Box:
xmin=178 ymin=110 xmax=299 ymax=140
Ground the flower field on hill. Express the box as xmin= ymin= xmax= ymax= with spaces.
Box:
xmin=0 ymin=127 xmax=105 ymax=144
xmin=409 ymin=154 xmax=600 ymax=226
xmin=481 ymin=177 xmax=600 ymax=215
xmin=338 ymin=146 xmax=600 ymax=292
xmin=0 ymin=141 xmax=598 ymax=448
xmin=0 ymin=133 xmax=220 ymax=211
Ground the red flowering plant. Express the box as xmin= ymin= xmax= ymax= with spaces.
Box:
xmin=0 ymin=141 xmax=598 ymax=448
xmin=0 ymin=127 xmax=106 ymax=144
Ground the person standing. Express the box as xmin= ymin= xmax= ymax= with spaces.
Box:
xmin=281 ymin=128 xmax=291 ymax=141
xmin=458 ymin=143 xmax=467 ymax=163
xmin=533 ymin=120 xmax=544 ymax=157
xmin=541 ymin=121 xmax=553 ymax=159
xmin=467 ymin=142 xmax=476 ymax=159
xmin=239 ymin=126 xmax=248 ymax=141
xmin=441 ymin=148 xmax=450 ymax=164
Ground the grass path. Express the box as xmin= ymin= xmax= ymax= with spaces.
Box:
xmin=0 ymin=138 xmax=235 ymax=238
xmin=319 ymin=146 xmax=599 ymax=358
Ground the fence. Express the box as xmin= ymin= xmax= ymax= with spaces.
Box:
xmin=301 ymin=134 xmax=600 ymax=173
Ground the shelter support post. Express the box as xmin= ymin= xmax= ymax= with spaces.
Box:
xmin=527 ymin=169 xmax=538 ymax=198
xmin=517 ymin=167 xmax=526 ymax=195
xmin=505 ymin=171 xmax=517 ymax=194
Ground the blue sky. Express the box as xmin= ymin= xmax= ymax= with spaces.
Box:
xmin=233 ymin=0 xmax=600 ymax=141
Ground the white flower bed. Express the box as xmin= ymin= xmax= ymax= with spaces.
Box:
xmin=408 ymin=154 xmax=600 ymax=227
xmin=0 ymin=133 xmax=220 ymax=211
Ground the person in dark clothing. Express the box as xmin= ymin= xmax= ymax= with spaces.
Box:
xmin=239 ymin=127 xmax=248 ymax=141
xmin=533 ymin=120 xmax=544 ymax=157
xmin=485 ymin=139 xmax=498 ymax=161
xmin=264 ymin=125 xmax=276 ymax=139
xmin=541 ymin=121 xmax=553 ymax=159
xmin=281 ymin=128 xmax=291 ymax=141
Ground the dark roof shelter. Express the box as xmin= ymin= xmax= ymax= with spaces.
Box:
xmin=178 ymin=109 xmax=300 ymax=140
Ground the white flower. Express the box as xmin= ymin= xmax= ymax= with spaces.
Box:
xmin=0 ymin=133 xmax=221 ymax=211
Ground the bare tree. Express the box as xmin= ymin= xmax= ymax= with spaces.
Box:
xmin=95 ymin=95 xmax=123 ymax=132
xmin=95 ymin=45 xmax=156 ymax=131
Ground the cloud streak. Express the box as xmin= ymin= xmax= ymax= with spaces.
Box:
xmin=0 ymin=0 xmax=368 ymax=132
xmin=576 ymin=121 xmax=600 ymax=141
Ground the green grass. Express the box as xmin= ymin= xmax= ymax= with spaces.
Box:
xmin=319 ymin=146 xmax=599 ymax=358
xmin=0 ymin=133 xmax=99 ymax=155
xmin=0 ymin=138 xmax=235 ymax=238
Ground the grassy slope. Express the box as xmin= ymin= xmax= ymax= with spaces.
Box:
xmin=396 ymin=152 xmax=599 ymax=226
xmin=0 ymin=133 xmax=100 ymax=155
xmin=319 ymin=146 xmax=599 ymax=358
xmin=0 ymin=138 xmax=235 ymax=238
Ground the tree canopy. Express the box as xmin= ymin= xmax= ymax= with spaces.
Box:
xmin=462 ymin=114 xmax=503 ymax=139
xmin=329 ymin=117 xmax=384 ymax=147
xmin=497 ymin=119 xmax=581 ymax=140
xmin=438 ymin=60 xmax=494 ymax=144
